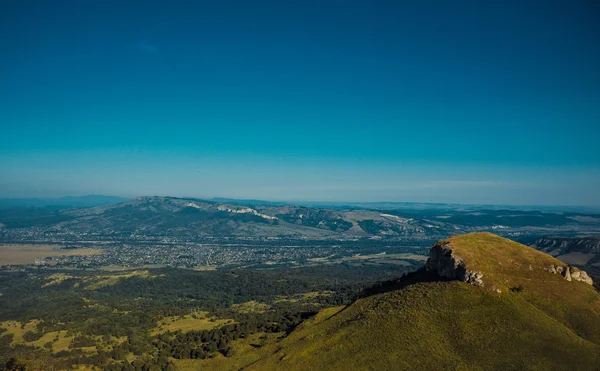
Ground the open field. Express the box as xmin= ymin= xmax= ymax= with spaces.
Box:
xmin=275 ymin=291 xmax=334 ymax=304
xmin=173 ymin=332 xmax=285 ymax=371
xmin=232 ymin=301 xmax=271 ymax=313
xmin=0 ymin=321 xmax=97 ymax=354
xmin=27 ymin=330 xmax=80 ymax=353
xmin=305 ymin=252 xmax=427 ymax=267
xmin=193 ymin=265 xmax=218 ymax=271
xmin=0 ymin=244 xmax=101 ymax=265
xmin=344 ymin=252 xmax=427 ymax=261
xmin=152 ymin=313 xmax=233 ymax=335
xmin=42 ymin=273 xmax=76 ymax=287
xmin=38 ymin=270 xmax=163 ymax=290
xmin=0 ymin=320 xmax=40 ymax=343
xmin=82 ymin=270 xmax=159 ymax=290
xmin=333 ymin=252 xmax=427 ymax=265
xmin=97 ymin=264 xmax=164 ymax=272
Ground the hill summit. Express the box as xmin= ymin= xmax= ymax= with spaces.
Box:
xmin=426 ymin=232 xmax=594 ymax=292
xmin=242 ymin=233 xmax=600 ymax=370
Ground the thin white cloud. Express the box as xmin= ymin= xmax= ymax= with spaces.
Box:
xmin=138 ymin=41 xmax=160 ymax=54
xmin=423 ymin=180 xmax=543 ymax=189
xmin=254 ymin=181 xmax=525 ymax=193
xmin=423 ymin=180 xmax=506 ymax=188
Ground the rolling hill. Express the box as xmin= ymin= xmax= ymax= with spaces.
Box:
xmin=231 ymin=233 xmax=600 ymax=370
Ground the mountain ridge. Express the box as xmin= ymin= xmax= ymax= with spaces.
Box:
xmin=2 ymin=196 xmax=600 ymax=240
xmin=0 ymin=195 xmax=128 ymax=208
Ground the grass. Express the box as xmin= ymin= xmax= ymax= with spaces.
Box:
xmin=443 ymin=233 xmax=600 ymax=343
xmin=0 ymin=319 xmax=40 ymax=343
xmin=193 ymin=265 xmax=218 ymax=271
xmin=82 ymin=270 xmax=161 ymax=290
xmin=151 ymin=313 xmax=232 ymax=335
xmin=42 ymin=273 xmax=75 ymax=287
xmin=346 ymin=253 xmax=427 ymax=261
xmin=307 ymin=252 xmax=427 ymax=266
xmin=173 ymin=332 xmax=285 ymax=371
xmin=231 ymin=301 xmax=271 ymax=313
xmin=30 ymin=331 xmax=97 ymax=354
xmin=0 ymin=321 xmax=97 ymax=354
xmin=231 ymin=233 xmax=600 ymax=370
xmin=444 ymin=233 xmax=598 ymax=294
xmin=247 ymin=281 xmax=600 ymax=370
xmin=275 ymin=291 xmax=334 ymax=304
xmin=97 ymin=264 xmax=165 ymax=272
xmin=34 ymin=270 xmax=163 ymax=290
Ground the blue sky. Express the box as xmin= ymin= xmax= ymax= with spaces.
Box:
xmin=1 ymin=0 xmax=599 ymax=205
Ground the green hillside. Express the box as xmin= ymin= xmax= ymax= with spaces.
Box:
xmin=243 ymin=233 xmax=600 ymax=370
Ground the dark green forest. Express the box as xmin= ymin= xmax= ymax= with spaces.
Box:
xmin=0 ymin=263 xmax=415 ymax=370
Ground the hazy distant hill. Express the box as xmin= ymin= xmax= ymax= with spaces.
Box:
xmin=0 ymin=195 xmax=128 ymax=208
xmin=240 ymin=233 xmax=600 ymax=370
xmin=53 ymin=196 xmax=426 ymax=238
xmin=1 ymin=196 xmax=600 ymax=239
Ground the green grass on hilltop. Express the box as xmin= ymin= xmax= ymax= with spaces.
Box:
xmin=447 ymin=233 xmax=600 ymax=344
xmin=239 ymin=233 xmax=600 ymax=371
xmin=445 ymin=232 xmax=577 ymax=293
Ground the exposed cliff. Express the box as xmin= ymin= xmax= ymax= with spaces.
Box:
xmin=425 ymin=241 xmax=484 ymax=286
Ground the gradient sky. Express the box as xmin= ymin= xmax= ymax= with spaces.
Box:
xmin=1 ymin=0 xmax=599 ymax=205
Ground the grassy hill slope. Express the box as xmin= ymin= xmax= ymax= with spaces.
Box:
xmin=244 ymin=233 xmax=600 ymax=370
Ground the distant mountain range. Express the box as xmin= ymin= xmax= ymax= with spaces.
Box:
xmin=0 ymin=195 xmax=128 ymax=208
xmin=211 ymin=197 xmax=600 ymax=213
xmin=1 ymin=196 xmax=600 ymax=240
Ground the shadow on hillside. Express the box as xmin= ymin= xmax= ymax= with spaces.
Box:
xmin=358 ymin=268 xmax=450 ymax=300
xmin=323 ymin=268 xmax=448 ymax=321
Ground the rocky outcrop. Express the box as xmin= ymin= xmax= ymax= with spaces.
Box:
xmin=545 ymin=264 xmax=593 ymax=285
xmin=426 ymin=236 xmax=594 ymax=289
xmin=570 ymin=267 xmax=593 ymax=285
xmin=425 ymin=242 xmax=484 ymax=287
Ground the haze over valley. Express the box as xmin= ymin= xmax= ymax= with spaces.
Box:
xmin=2 ymin=0 xmax=600 ymax=370
xmin=2 ymin=195 xmax=600 ymax=272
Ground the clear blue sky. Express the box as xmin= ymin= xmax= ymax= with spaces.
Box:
xmin=1 ymin=0 xmax=599 ymax=205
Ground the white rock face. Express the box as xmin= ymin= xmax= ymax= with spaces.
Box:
xmin=380 ymin=214 xmax=407 ymax=223
xmin=570 ymin=268 xmax=593 ymax=285
xmin=216 ymin=205 xmax=278 ymax=220
xmin=425 ymin=242 xmax=484 ymax=287
xmin=546 ymin=264 xmax=593 ymax=285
